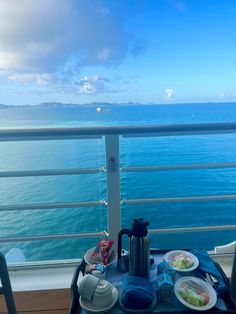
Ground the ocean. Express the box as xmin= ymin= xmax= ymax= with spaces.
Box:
xmin=1 ymin=102 xmax=236 ymax=262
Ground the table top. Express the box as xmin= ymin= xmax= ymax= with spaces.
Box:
xmin=69 ymin=249 xmax=236 ymax=314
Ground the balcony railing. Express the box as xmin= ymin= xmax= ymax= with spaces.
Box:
xmin=1 ymin=122 xmax=236 ymax=261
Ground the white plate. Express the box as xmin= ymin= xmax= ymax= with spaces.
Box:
xmin=174 ymin=276 xmax=217 ymax=311
xmin=79 ymin=286 xmax=118 ymax=313
xmin=164 ymin=250 xmax=199 ymax=272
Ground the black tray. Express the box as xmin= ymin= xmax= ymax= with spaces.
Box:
xmin=68 ymin=249 xmax=236 ymax=314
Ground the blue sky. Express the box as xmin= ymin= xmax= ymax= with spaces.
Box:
xmin=0 ymin=0 xmax=236 ymax=105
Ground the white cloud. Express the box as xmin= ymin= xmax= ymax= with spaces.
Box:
xmin=218 ymin=92 xmax=235 ymax=99
xmin=0 ymin=0 xmax=142 ymax=71
xmin=165 ymin=88 xmax=174 ymax=100
xmin=0 ymin=0 xmax=75 ymax=72
xmin=74 ymin=75 xmax=111 ymax=94
xmin=0 ymin=0 xmax=146 ymax=93
xmin=8 ymin=71 xmax=120 ymax=95
xmin=9 ymin=73 xmax=53 ymax=86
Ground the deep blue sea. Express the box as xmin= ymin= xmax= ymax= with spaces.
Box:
xmin=1 ymin=102 xmax=236 ymax=262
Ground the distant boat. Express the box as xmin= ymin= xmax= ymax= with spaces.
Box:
xmin=96 ymin=106 xmax=110 ymax=112
xmin=96 ymin=106 xmax=104 ymax=112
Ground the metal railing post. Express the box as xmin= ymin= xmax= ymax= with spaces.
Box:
xmin=105 ymin=134 xmax=121 ymax=248
xmin=230 ymin=244 xmax=236 ymax=303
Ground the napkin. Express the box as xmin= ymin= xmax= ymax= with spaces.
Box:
xmin=121 ymin=275 xmax=154 ymax=309
xmin=190 ymin=249 xmax=230 ymax=296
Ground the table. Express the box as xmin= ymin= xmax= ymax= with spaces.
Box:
xmin=68 ymin=249 xmax=236 ymax=314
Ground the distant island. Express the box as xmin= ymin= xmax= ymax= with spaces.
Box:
xmin=0 ymin=102 xmax=141 ymax=109
xmin=0 ymin=101 xmax=235 ymax=109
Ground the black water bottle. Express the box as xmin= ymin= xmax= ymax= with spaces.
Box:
xmin=129 ymin=218 xmax=150 ymax=279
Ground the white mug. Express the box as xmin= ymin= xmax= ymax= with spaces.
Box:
xmin=92 ymin=279 xmax=113 ymax=308
xmin=78 ymin=274 xmax=99 ymax=301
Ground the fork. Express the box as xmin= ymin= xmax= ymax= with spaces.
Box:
xmin=205 ymin=272 xmax=219 ymax=289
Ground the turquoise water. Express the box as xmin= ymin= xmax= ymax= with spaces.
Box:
xmin=1 ymin=103 xmax=236 ymax=261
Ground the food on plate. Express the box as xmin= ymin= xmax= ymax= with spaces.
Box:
xmin=90 ymin=238 xmax=114 ymax=265
xmin=171 ymin=253 xmax=194 ymax=269
xmin=178 ymin=282 xmax=209 ymax=307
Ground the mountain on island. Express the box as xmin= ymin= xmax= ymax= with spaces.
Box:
xmin=0 ymin=102 xmax=124 ymax=109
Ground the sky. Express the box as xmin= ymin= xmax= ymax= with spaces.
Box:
xmin=0 ymin=0 xmax=236 ymax=105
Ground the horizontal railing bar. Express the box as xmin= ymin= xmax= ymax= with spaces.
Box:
xmin=0 ymin=231 xmax=106 ymax=243
xmin=122 ymin=123 xmax=236 ymax=138
xmin=0 ymin=167 xmax=106 ymax=178
xmin=0 ymin=131 xmax=102 ymax=141
xmin=2 ymin=225 xmax=235 ymax=243
xmin=122 ymin=162 xmax=236 ymax=172
xmin=122 ymin=194 xmax=236 ymax=205
xmin=0 ymin=200 xmax=107 ymax=211
xmin=1 ymin=161 xmax=235 ymax=177
xmin=122 ymin=130 xmax=236 ymax=138
xmin=1 ymin=122 xmax=236 ymax=141
xmin=149 ymin=224 xmax=236 ymax=234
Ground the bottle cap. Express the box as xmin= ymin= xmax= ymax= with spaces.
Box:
xmin=132 ymin=218 xmax=149 ymax=237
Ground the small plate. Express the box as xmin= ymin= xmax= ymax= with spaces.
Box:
xmin=79 ymin=286 xmax=118 ymax=313
xmin=174 ymin=276 xmax=217 ymax=311
xmin=164 ymin=250 xmax=199 ymax=272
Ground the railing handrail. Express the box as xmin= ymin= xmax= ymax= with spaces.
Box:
xmin=1 ymin=122 xmax=236 ymax=141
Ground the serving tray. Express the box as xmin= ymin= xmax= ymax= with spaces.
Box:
xmin=68 ymin=249 xmax=236 ymax=314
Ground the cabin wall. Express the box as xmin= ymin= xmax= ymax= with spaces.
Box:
xmin=0 ymin=288 xmax=70 ymax=314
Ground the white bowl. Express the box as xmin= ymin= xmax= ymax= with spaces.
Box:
xmin=79 ymin=286 xmax=118 ymax=313
xmin=164 ymin=250 xmax=199 ymax=272
xmin=84 ymin=247 xmax=117 ymax=268
xmin=174 ymin=276 xmax=217 ymax=311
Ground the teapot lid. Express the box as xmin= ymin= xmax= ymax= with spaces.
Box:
xmin=132 ymin=218 xmax=149 ymax=237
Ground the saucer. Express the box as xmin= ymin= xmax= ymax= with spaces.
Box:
xmin=118 ymin=291 xmax=157 ymax=313
xmin=79 ymin=286 xmax=118 ymax=313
